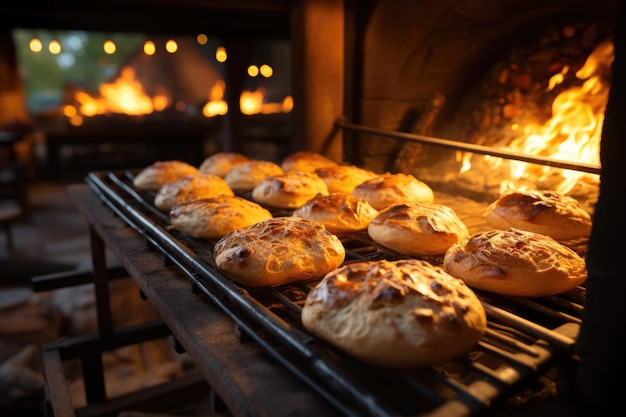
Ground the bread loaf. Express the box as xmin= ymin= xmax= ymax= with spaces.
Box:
xmin=301 ymin=259 xmax=487 ymax=368
xmin=199 ymin=152 xmax=249 ymax=177
xmin=484 ymin=189 xmax=592 ymax=240
xmin=443 ymin=228 xmax=587 ymax=297
xmin=292 ymin=193 xmax=379 ymax=235
xmin=368 ymin=202 xmax=469 ymax=256
xmin=281 ymin=151 xmax=338 ymax=172
xmin=251 ymin=171 xmax=330 ymax=209
xmin=315 ymin=165 xmax=379 ymax=194
xmin=154 ymin=174 xmax=234 ymax=212
xmin=214 ymin=217 xmax=345 ymax=287
xmin=224 ymin=160 xmax=284 ymax=192
xmin=352 ymin=172 xmax=434 ymax=210
xmin=133 ymin=160 xmax=199 ymax=191
xmin=169 ymin=195 xmax=272 ymax=239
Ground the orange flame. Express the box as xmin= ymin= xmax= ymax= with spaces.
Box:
xmin=464 ymin=40 xmax=613 ymax=194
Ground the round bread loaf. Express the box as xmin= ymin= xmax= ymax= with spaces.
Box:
xmin=368 ymin=202 xmax=469 ymax=256
xmin=281 ymin=151 xmax=338 ymax=172
xmin=199 ymin=152 xmax=250 ymax=177
xmin=484 ymin=189 xmax=592 ymax=241
xmin=169 ymin=195 xmax=272 ymax=239
xmin=292 ymin=193 xmax=379 ymax=235
xmin=351 ymin=172 xmax=434 ymax=210
xmin=443 ymin=228 xmax=587 ymax=297
xmin=252 ymin=171 xmax=330 ymax=209
xmin=315 ymin=165 xmax=379 ymax=194
xmin=133 ymin=160 xmax=199 ymax=191
xmin=214 ymin=217 xmax=345 ymax=287
xmin=224 ymin=160 xmax=284 ymax=192
xmin=301 ymin=259 xmax=487 ymax=368
xmin=154 ymin=174 xmax=234 ymax=212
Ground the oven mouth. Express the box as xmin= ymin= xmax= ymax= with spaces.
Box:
xmin=85 ymin=146 xmax=586 ymax=416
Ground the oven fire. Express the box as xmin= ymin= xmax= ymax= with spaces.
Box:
xmin=63 ymin=66 xmax=293 ymax=126
xmin=467 ymin=39 xmax=614 ymax=195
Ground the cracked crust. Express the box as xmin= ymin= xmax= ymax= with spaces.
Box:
xmin=133 ymin=160 xmax=199 ymax=191
xmin=302 ymin=259 xmax=486 ymax=368
xmin=484 ymin=190 xmax=592 ymax=240
xmin=351 ymin=172 xmax=434 ymax=210
xmin=368 ymin=202 xmax=469 ymax=256
xmin=443 ymin=228 xmax=587 ymax=297
xmin=214 ymin=217 xmax=345 ymax=287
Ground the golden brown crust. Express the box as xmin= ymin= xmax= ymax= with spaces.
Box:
xmin=214 ymin=217 xmax=346 ymax=287
xmin=154 ymin=174 xmax=234 ymax=212
xmin=351 ymin=172 xmax=434 ymax=210
xmin=281 ymin=151 xmax=338 ymax=172
xmin=315 ymin=165 xmax=379 ymax=194
xmin=484 ymin=190 xmax=592 ymax=240
xmin=251 ymin=171 xmax=330 ymax=209
xmin=292 ymin=193 xmax=379 ymax=235
xmin=301 ymin=259 xmax=487 ymax=368
xmin=169 ymin=195 xmax=272 ymax=239
xmin=368 ymin=203 xmax=469 ymax=256
xmin=199 ymin=152 xmax=250 ymax=177
xmin=443 ymin=228 xmax=587 ymax=297
xmin=224 ymin=160 xmax=284 ymax=192
xmin=133 ymin=160 xmax=199 ymax=191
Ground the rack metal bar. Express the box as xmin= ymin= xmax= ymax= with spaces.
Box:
xmin=335 ymin=118 xmax=602 ymax=175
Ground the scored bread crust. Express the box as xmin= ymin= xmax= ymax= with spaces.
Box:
xmin=292 ymin=193 xmax=379 ymax=234
xmin=214 ymin=217 xmax=346 ymax=287
xmin=281 ymin=151 xmax=338 ymax=172
xmin=351 ymin=172 xmax=434 ymax=210
xmin=315 ymin=165 xmax=379 ymax=194
xmin=199 ymin=152 xmax=250 ymax=177
xmin=252 ymin=171 xmax=330 ymax=209
xmin=368 ymin=202 xmax=469 ymax=256
xmin=224 ymin=160 xmax=284 ymax=192
xmin=169 ymin=195 xmax=272 ymax=239
xmin=133 ymin=160 xmax=200 ymax=191
xmin=154 ymin=174 xmax=234 ymax=212
xmin=484 ymin=189 xmax=592 ymax=240
xmin=443 ymin=228 xmax=587 ymax=297
xmin=301 ymin=259 xmax=487 ymax=368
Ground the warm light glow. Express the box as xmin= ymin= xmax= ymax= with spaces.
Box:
xmin=196 ymin=34 xmax=208 ymax=45
xmin=202 ymin=80 xmax=228 ymax=117
xmin=282 ymin=95 xmax=293 ymax=113
xmin=248 ymin=65 xmax=259 ymax=77
xmin=69 ymin=115 xmax=83 ymax=127
xmin=240 ymin=90 xmax=264 ymax=115
xmin=63 ymin=105 xmax=77 ymax=118
xmin=215 ymin=46 xmax=227 ymax=62
xmin=29 ymin=38 xmax=42 ymax=52
xmin=165 ymin=40 xmax=178 ymax=53
xmin=69 ymin=67 xmax=170 ymax=117
xmin=143 ymin=41 xmax=156 ymax=55
xmin=259 ymin=64 xmax=273 ymax=78
xmin=103 ymin=40 xmax=116 ymax=54
xmin=48 ymin=40 xmax=62 ymax=54
xmin=488 ymin=40 xmax=613 ymax=194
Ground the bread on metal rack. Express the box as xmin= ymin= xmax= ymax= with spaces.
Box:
xmin=484 ymin=189 xmax=592 ymax=241
xmin=214 ymin=217 xmax=345 ymax=287
xmin=301 ymin=259 xmax=487 ymax=368
xmin=443 ymin=228 xmax=587 ymax=297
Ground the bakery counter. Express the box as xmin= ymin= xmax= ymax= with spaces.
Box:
xmin=41 ymin=183 xmax=340 ymax=417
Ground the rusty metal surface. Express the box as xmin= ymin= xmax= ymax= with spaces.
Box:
xmin=84 ymin=170 xmax=585 ymax=417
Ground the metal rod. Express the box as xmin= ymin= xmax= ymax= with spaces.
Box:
xmin=335 ymin=118 xmax=602 ymax=175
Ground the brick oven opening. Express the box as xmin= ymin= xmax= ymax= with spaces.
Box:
xmin=351 ymin=0 xmax=616 ymax=212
